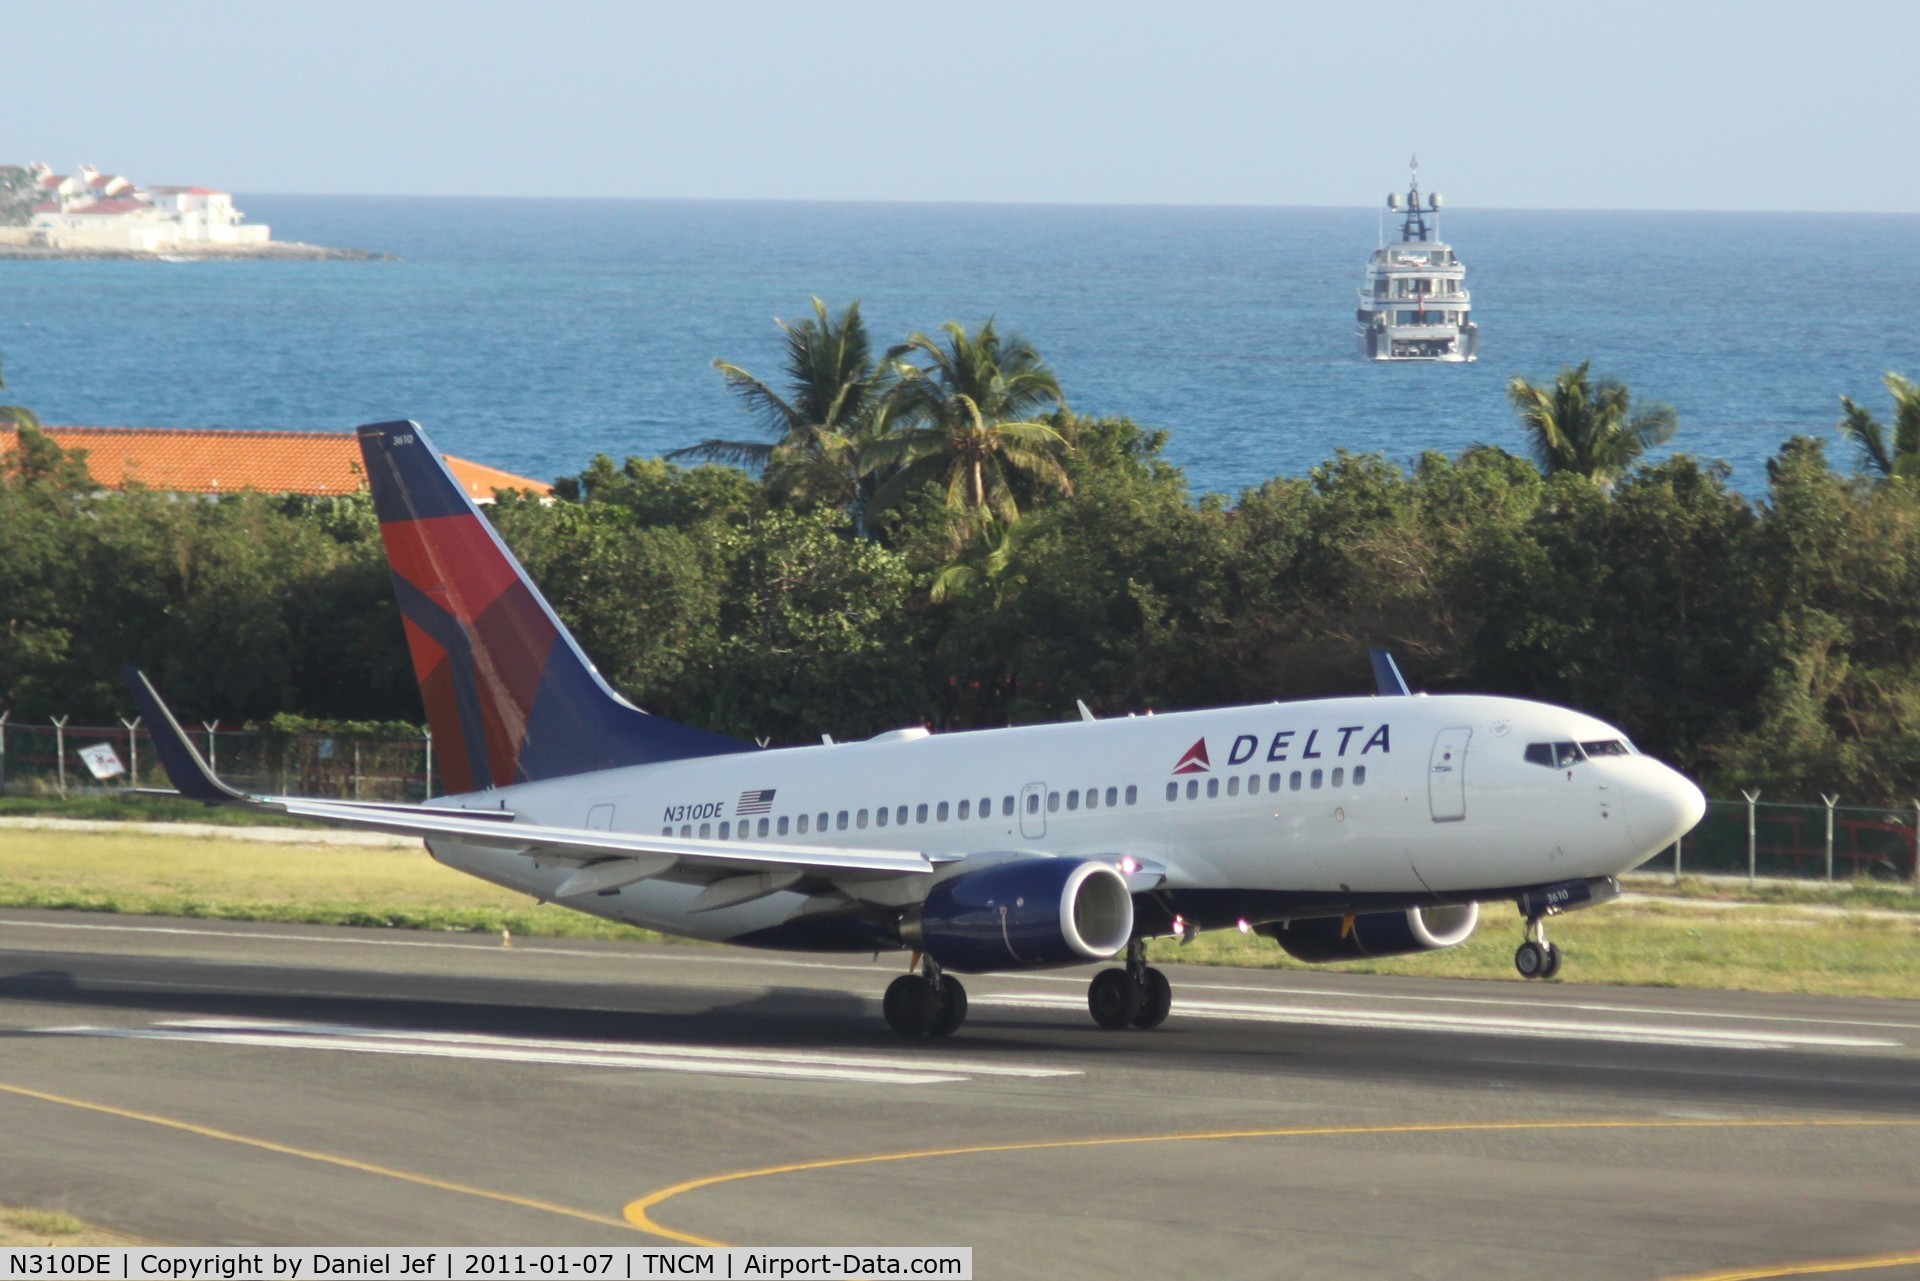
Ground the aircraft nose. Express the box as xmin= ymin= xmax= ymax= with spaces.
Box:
xmin=1627 ymin=764 xmax=1708 ymax=850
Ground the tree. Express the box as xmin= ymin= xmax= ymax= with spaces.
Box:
xmin=1837 ymin=372 xmax=1920 ymax=480
xmin=863 ymin=319 xmax=1070 ymax=524
xmin=1 ymin=352 xmax=45 ymax=430
xmin=0 ymin=166 xmax=36 ymax=229
xmin=673 ymin=298 xmax=887 ymax=512
xmin=1505 ymin=362 xmax=1678 ymax=485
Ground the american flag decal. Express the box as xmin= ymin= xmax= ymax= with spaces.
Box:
xmin=736 ymin=788 xmax=777 ymax=816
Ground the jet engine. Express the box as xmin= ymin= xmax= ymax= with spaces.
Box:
xmin=1261 ymin=902 xmax=1479 ymax=963
xmin=908 ymin=858 xmax=1133 ymax=973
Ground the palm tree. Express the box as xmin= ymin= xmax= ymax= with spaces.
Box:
xmin=863 ymin=319 xmax=1070 ymax=524
xmin=673 ymin=298 xmax=886 ymax=510
xmin=1 ymin=353 xmax=40 ymax=428
xmin=1505 ymin=362 xmax=1677 ymax=485
xmin=1838 ymin=372 xmax=1920 ymax=480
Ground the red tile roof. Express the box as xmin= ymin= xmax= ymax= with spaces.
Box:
xmin=2 ymin=427 xmax=551 ymax=503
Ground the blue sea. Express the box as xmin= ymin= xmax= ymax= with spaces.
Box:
xmin=4 ymin=196 xmax=1916 ymax=497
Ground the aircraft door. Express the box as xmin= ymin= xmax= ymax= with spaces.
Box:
xmin=1427 ymin=728 xmax=1471 ymax=823
xmin=587 ymin=804 xmax=615 ymax=830
xmin=1019 ymin=782 xmax=1047 ymax=839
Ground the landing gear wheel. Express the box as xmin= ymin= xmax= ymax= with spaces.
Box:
xmin=1538 ymin=942 xmax=1563 ymax=980
xmin=1514 ymin=940 xmax=1547 ymax=979
xmin=883 ymin=973 xmax=936 ymax=1036
xmin=1088 ymin=967 xmax=1140 ymax=1029
xmin=1132 ymin=967 xmax=1172 ymax=1029
xmin=927 ymin=978 xmax=969 ymax=1038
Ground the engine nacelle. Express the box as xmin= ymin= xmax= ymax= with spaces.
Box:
xmin=1262 ymin=902 xmax=1479 ymax=963
xmin=909 ymin=858 xmax=1134 ymax=973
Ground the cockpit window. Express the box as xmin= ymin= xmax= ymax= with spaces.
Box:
xmin=1580 ymin=739 xmax=1631 ymax=758
xmin=1525 ymin=741 xmax=1585 ymax=768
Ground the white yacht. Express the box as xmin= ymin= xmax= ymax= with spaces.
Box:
xmin=1356 ymin=159 xmax=1478 ymax=362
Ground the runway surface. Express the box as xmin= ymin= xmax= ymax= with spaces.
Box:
xmin=3 ymin=906 xmax=1918 ymax=1279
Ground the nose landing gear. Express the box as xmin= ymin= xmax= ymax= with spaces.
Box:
xmin=883 ymin=954 xmax=969 ymax=1037
xmin=1514 ymin=915 xmax=1563 ymax=980
xmin=1088 ymin=939 xmax=1173 ymax=1029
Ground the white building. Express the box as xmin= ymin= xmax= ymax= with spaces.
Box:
xmin=16 ymin=162 xmax=269 ymax=251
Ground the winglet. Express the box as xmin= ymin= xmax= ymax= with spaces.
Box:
xmin=1369 ymin=648 xmax=1412 ymax=697
xmin=122 ymin=668 xmax=248 ymax=805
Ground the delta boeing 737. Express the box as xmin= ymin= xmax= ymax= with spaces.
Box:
xmin=128 ymin=421 xmax=1707 ymax=1037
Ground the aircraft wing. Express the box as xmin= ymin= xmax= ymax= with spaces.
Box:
xmin=125 ymin=669 xmax=945 ymax=883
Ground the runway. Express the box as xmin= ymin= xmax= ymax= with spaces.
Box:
xmin=3 ymin=907 xmax=1919 ymax=1279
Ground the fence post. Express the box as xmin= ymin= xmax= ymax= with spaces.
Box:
xmin=119 ymin=715 xmax=141 ymax=787
xmin=352 ymin=740 xmax=362 ymax=801
xmin=423 ymin=728 xmax=433 ymax=801
xmin=1913 ymin=800 xmax=1919 ymax=891
xmin=1742 ymin=789 xmax=1761 ymax=887
xmin=1672 ymin=837 xmax=1683 ymax=883
xmin=52 ymin=715 xmax=70 ymax=796
xmin=0 ymin=711 xmax=8 ymax=793
xmin=1822 ymin=794 xmax=1839 ymax=884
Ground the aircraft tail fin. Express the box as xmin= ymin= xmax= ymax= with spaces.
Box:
xmin=356 ymin=421 xmax=750 ymax=793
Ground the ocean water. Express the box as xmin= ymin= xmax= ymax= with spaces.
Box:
xmin=4 ymin=196 xmax=1915 ymax=497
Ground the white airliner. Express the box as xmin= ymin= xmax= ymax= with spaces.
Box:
xmin=129 ymin=420 xmax=1707 ymax=1037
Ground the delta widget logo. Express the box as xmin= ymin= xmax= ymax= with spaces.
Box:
xmin=1172 ymin=738 xmax=1211 ymax=774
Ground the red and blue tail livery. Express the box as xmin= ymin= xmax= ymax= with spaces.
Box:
xmin=356 ymin=420 xmax=749 ymax=792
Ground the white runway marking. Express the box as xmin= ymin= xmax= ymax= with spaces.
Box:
xmin=973 ymin=994 xmax=1904 ymax=1051
xmin=37 ymin=1019 xmax=1084 ymax=1087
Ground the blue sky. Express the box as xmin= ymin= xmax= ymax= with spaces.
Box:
xmin=5 ymin=0 xmax=1915 ymax=210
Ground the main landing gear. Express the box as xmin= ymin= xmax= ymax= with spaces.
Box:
xmin=1087 ymin=939 xmax=1173 ymax=1030
xmin=883 ymin=955 xmax=968 ymax=1038
xmin=1514 ymin=914 xmax=1563 ymax=981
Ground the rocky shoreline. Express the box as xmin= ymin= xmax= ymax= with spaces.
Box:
xmin=0 ymin=241 xmax=394 ymax=261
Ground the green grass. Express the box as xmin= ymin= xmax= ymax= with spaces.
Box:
xmin=0 ymin=793 xmax=324 ymax=827
xmin=2 ymin=827 xmax=1917 ymax=998
xmin=0 ymin=1206 xmax=131 ymax=1246
xmin=1628 ymin=872 xmax=1920 ymax=911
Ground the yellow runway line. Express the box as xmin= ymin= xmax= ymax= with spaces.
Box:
xmin=1664 ymin=1252 xmax=1920 ymax=1279
xmin=0 ymin=1079 xmax=644 ymax=1236
xmin=624 ymin=1115 xmax=1920 ymax=1250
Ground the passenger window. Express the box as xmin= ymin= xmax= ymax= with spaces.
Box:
xmin=1085 ymin=789 xmax=1098 ymax=811
xmin=1310 ymin=769 xmax=1323 ymax=789
xmin=1186 ymin=780 xmax=1199 ymax=800
xmin=875 ymin=807 xmax=888 ymax=827
xmin=896 ymin=805 xmax=908 ymax=825
xmin=1106 ymin=786 xmax=1119 ymax=807
xmin=836 ymin=811 xmax=848 ymax=831
xmin=1289 ymin=771 xmax=1302 ymax=791
xmin=1026 ymin=793 xmax=1040 ymax=814
xmin=1206 ymin=778 xmax=1219 ymax=798
xmin=1331 ymin=767 xmax=1344 ymax=788
xmin=857 ymin=809 xmax=869 ymax=829
xmin=759 ymin=818 xmax=770 ymax=837
xmin=1269 ymin=773 xmax=1282 ymax=792
xmin=1125 ymin=785 xmax=1137 ymax=805
xmin=1166 ymin=782 xmax=1179 ymax=802
xmin=981 ymin=797 xmax=992 ymax=817
xmin=937 ymin=801 xmax=950 ymax=822
xmin=777 ymin=816 xmax=789 ymax=835
xmin=916 ymin=803 xmax=928 ymax=823
xmin=1354 ymin=765 xmax=1367 ymax=786
xmin=718 ymin=822 xmax=730 ymax=839
xmin=1048 ymin=791 xmax=1060 ymax=812
xmin=958 ymin=799 xmax=970 ymax=820
xmin=817 ymin=812 xmax=829 ymax=831
xmin=798 ymin=814 xmax=810 ymax=834
xmin=681 ymin=825 xmax=692 ymax=838
xmin=1066 ymin=790 xmax=1079 ymax=811
xmin=1002 ymin=796 xmax=1015 ymax=816
xmin=1227 ymin=776 xmax=1240 ymax=797
xmin=1248 ymin=774 xmax=1260 ymax=795
xmin=699 ymin=822 xmax=712 ymax=838
xmin=661 ymin=826 xmax=672 ymax=837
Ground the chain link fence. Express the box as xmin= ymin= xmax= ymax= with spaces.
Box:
xmin=0 ymin=715 xmax=434 ymax=802
xmin=3 ymin=712 xmax=1917 ymax=885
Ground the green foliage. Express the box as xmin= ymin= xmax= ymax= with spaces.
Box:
xmin=1837 ymin=371 xmax=1920 ymax=480
xmin=1506 ymin=361 xmax=1678 ymax=484
xmin=0 ymin=167 xmax=34 ymax=228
